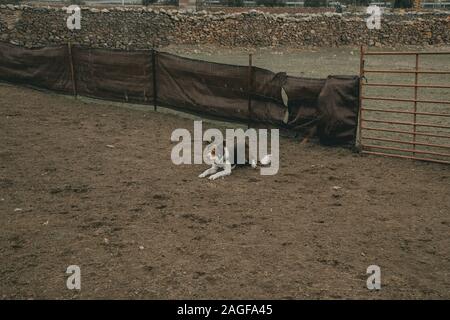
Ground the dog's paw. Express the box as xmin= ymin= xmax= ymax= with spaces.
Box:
xmin=209 ymin=175 xmax=218 ymax=181
xmin=260 ymin=154 xmax=272 ymax=166
xmin=198 ymin=173 xmax=207 ymax=178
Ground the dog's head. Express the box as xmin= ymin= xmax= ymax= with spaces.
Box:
xmin=205 ymin=142 xmax=225 ymax=164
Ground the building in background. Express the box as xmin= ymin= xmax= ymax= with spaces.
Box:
xmin=179 ymin=0 xmax=196 ymax=9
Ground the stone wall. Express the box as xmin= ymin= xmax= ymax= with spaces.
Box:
xmin=0 ymin=4 xmax=449 ymax=49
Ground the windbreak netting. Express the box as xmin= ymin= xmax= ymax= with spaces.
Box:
xmin=0 ymin=42 xmax=360 ymax=146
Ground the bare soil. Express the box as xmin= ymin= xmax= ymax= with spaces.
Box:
xmin=0 ymin=84 xmax=449 ymax=299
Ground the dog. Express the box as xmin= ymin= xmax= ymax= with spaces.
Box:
xmin=198 ymin=140 xmax=272 ymax=180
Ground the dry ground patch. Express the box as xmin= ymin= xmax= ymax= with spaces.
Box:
xmin=0 ymin=84 xmax=449 ymax=299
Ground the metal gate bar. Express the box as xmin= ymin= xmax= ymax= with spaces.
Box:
xmin=361 ymin=107 xmax=450 ymax=117
xmin=363 ymin=69 xmax=450 ymax=74
xmin=361 ymin=126 xmax=450 ymax=139
xmin=361 ymin=96 xmax=450 ymax=104
xmin=363 ymin=83 xmax=450 ymax=89
xmin=358 ymin=46 xmax=450 ymax=165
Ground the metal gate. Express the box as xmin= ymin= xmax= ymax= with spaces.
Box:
xmin=358 ymin=47 xmax=450 ymax=164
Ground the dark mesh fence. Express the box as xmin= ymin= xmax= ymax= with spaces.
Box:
xmin=73 ymin=47 xmax=154 ymax=104
xmin=0 ymin=42 xmax=360 ymax=146
xmin=0 ymin=43 xmax=73 ymax=93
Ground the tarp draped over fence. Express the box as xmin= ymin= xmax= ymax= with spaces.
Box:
xmin=0 ymin=42 xmax=360 ymax=146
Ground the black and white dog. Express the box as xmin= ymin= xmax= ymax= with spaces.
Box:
xmin=199 ymin=141 xmax=272 ymax=180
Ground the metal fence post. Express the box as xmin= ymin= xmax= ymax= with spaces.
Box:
xmin=413 ymin=53 xmax=419 ymax=156
xmin=152 ymin=48 xmax=157 ymax=112
xmin=67 ymin=42 xmax=77 ymax=97
xmin=247 ymin=53 xmax=253 ymax=129
xmin=358 ymin=45 xmax=365 ymax=148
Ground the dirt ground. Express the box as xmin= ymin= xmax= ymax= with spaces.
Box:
xmin=0 ymin=83 xmax=449 ymax=299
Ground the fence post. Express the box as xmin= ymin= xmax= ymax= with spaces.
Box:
xmin=247 ymin=53 xmax=253 ymax=129
xmin=358 ymin=45 xmax=365 ymax=148
xmin=67 ymin=42 xmax=77 ymax=97
xmin=413 ymin=53 xmax=419 ymax=156
xmin=152 ymin=48 xmax=157 ymax=112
